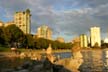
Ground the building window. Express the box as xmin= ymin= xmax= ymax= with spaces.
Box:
xmin=19 ymin=17 xmax=21 ymax=20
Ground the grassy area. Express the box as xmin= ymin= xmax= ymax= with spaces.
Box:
xmin=0 ymin=47 xmax=11 ymax=52
xmin=18 ymin=49 xmax=71 ymax=53
xmin=0 ymin=46 xmax=71 ymax=53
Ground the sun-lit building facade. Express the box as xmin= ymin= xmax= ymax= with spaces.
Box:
xmin=80 ymin=34 xmax=88 ymax=48
xmin=14 ymin=9 xmax=31 ymax=34
xmin=90 ymin=27 xmax=101 ymax=47
xmin=37 ymin=25 xmax=52 ymax=40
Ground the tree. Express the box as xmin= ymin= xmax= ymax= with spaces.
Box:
xmin=0 ymin=26 xmax=5 ymax=45
xmin=92 ymin=42 xmax=100 ymax=48
xmin=101 ymin=43 xmax=108 ymax=48
xmin=23 ymin=34 xmax=34 ymax=48
xmin=4 ymin=24 xmax=25 ymax=47
xmin=34 ymin=38 xmax=49 ymax=49
xmin=33 ymin=38 xmax=73 ymax=50
xmin=65 ymin=42 xmax=73 ymax=49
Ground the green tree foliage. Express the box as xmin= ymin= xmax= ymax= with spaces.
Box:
xmin=34 ymin=38 xmax=49 ymax=49
xmin=92 ymin=42 xmax=100 ymax=48
xmin=4 ymin=24 xmax=25 ymax=46
xmin=0 ymin=26 xmax=5 ymax=45
xmin=0 ymin=24 xmax=73 ymax=49
xmin=23 ymin=34 xmax=34 ymax=48
xmin=101 ymin=43 xmax=108 ymax=48
xmin=33 ymin=38 xmax=73 ymax=50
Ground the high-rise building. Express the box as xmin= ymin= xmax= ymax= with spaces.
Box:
xmin=14 ymin=9 xmax=31 ymax=34
xmin=37 ymin=25 xmax=52 ymax=40
xmin=90 ymin=27 xmax=101 ymax=47
xmin=80 ymin=34 xmax=88 ymax=48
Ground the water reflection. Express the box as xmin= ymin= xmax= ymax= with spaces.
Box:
xmin=79 ymin=49 xmax=108 ymax=72
xmin=0 ymin=56 xmax=30 ymax=71
xmin=103 ymin=50 xmax=108 ymax=72
xmin=1 ymin=50 xmax=108 ymax=72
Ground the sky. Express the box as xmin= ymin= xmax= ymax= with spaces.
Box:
xmin=0 ymin=0 xmax=108 ymax=42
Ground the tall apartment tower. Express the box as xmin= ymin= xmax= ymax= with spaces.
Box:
xmin=80 ymin=34 xmax=88 ymax=48
xmin=37 ymin=25 xmax=52 ymax=40
xmin=90 ymin=27 xmax=101 ymax=47
xmin=14 ymin=9 xmax=31 ymax=34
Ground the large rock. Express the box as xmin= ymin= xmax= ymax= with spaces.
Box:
xmin=21 ymin=61 xmax=32 ymax=69
xmin=5 ymin=58 xmax=71 ymax=72
xmin=31 ymin=64 xmax=44 ymax=72
xmin=13 ymin=69 xmax=29 ymax=72
xmin=1 ymin=69 xmax=14 ymax=72
xmin=53 ymin=64 xmax=71 ymax=72
xmin=56 ymin=51 xmax=83 ymax=72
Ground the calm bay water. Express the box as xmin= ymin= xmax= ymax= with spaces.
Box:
xmin=0 ymin=57 xmax=30 ymax=70
xmin=1 ymin=50 xmax=108 ymax=72
xmin=79 ymin=49 xmax=108 ymax=72
xmin=0 ymin=52 xmax=71 ymax=70
xmin=54 ymin=52 xmax=72 ymax=59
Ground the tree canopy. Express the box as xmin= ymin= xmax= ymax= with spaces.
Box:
xmin=0 ymin=24 xmax=73 ymax=49
xmin=4 ymin=24 xmax=25 ymax=47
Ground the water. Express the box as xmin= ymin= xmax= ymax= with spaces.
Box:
xmin=79 ymin=49 xmax=108 ymax=72
xmin=0 ymin=52 xmax=71 ymax=70
xmin=54 ymin=52 xmax=72 ymax=59
xmin=41 ymin=52 xmax=72 ymax=59
xmin=54 ymin=50 xmax=108 ymax=72
xmin=0 ymin=56 xmax=30 ymax=71
xmin=1 ymin=50 xmax=108 ymax=72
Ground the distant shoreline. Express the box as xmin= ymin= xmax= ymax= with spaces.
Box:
xmin=0 ymin=49 xmax=71 ymax=58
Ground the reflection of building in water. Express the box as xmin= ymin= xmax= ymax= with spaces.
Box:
xmin=80 ymin=50 xmax=104 ymax=72
xmin=102 ymin=50 xmax=108 ymax=72
xmin=92 ymin=50 xmax=103 ymax=71
xmin=104 ymin=51 xmax=108 ymax=65
xmin=79 ymin=50 xmax=93 ymax=71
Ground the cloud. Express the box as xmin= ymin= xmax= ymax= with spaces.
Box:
xmin=0 ymin=0 xmax=108 ymax=41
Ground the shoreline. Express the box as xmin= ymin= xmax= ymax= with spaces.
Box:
xmin=0 ymin=49 xmax=71 ymax=58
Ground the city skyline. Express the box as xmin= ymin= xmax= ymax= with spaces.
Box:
xmin=0 ymin=0 xmax=108 ymax=41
